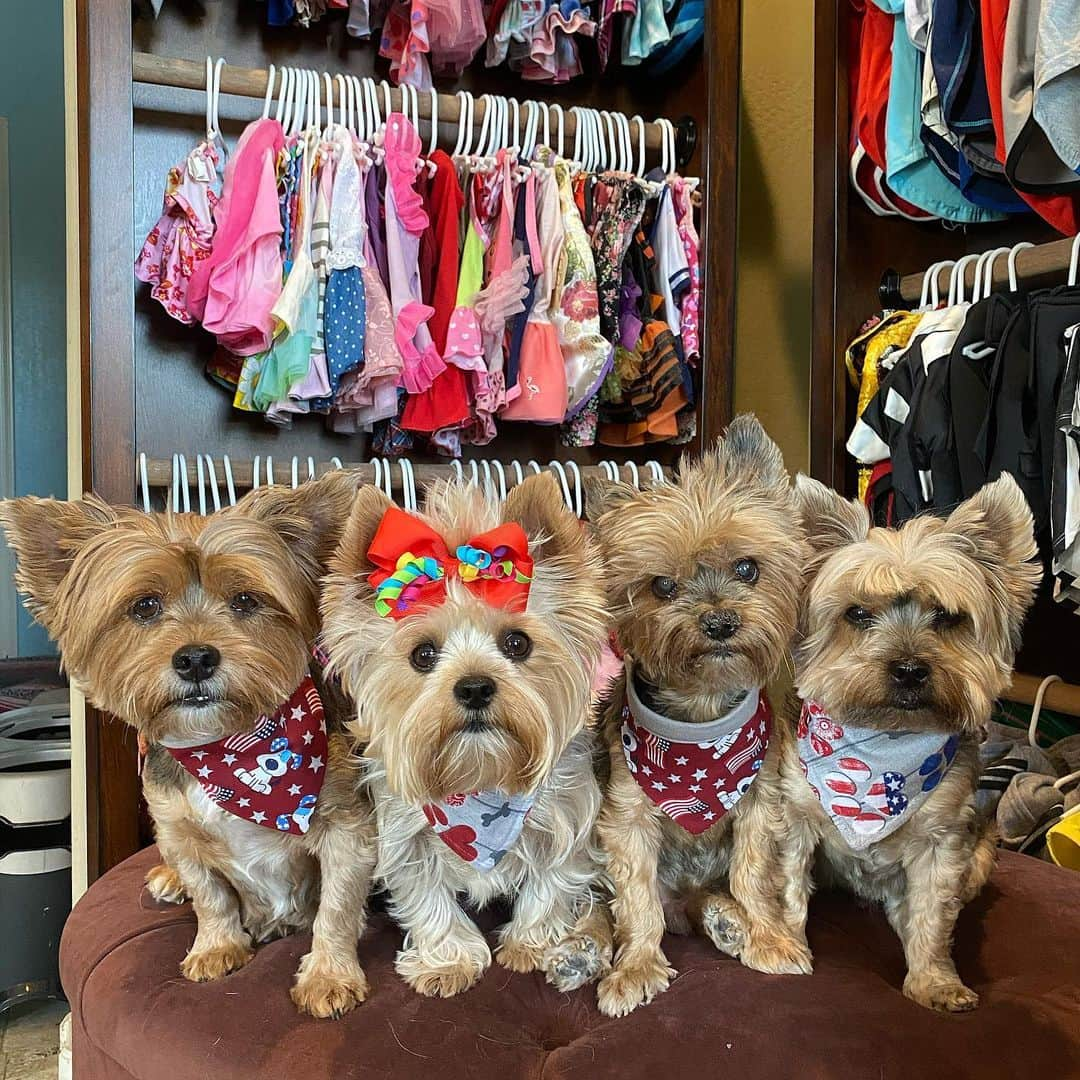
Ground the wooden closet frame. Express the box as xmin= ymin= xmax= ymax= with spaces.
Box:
xmin=72 ymin=0 xmax=740 ymax=881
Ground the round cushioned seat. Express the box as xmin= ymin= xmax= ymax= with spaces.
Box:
xmin=62 ymin=846 xmax=1079 ymax=1079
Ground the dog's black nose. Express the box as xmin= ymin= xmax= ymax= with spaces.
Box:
xmin=889 ymin=659 xmax=930 ymax=689
xmin=700 ymin=610 xmax=740 ymax=641
xmin=454 ymin=675 xmax=497 ymax=710
xmin=172 ymin=644 xmax=221 ymax=683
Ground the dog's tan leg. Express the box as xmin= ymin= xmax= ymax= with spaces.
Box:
xmin=595 ymin=757 xmax=675 ymax=1017
xmin=145 ymin=862 xmax=186 ymax=904
xmin=728 ymin=786 xmax=813 ymax=976
xmin=291 ymin=816 xmax=376 ymax=1019
xmin=896 ymin=836 xmax=980 ymax=1012
xmin=961 ymin=824 xmax=997 ymax=904
xmin=171 ymin=854 xmax=254 ymax=982
xmin=685 ymin=886 xmax=746 ymax=958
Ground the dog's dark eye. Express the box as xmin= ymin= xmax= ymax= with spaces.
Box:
xmin=845 ymin=605 xmax=874 ymax=629
xmin=229 ymin=593 xmax=261 ymax=615
xmin=501 ymin=630 xmax=532 ymax=661
xmin=652 ymin=576 xmax=678 ymax=600
xmin=733 ymin=558 xmax=759 ymax=584
xmin=130 ymin=595 xmax=163 ymax=623
xmin=410 ymin=641 xmax=439 ymax=673
xmin=931 ymin=606 xmax=965 ymax=631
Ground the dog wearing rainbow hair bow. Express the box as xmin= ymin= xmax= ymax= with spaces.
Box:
xmin=321 ymin=472 xmax=613 ymax=998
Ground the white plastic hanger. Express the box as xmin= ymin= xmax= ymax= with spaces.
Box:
xmin=550 ymin=103 xmax=565 ymax=159
xmin=399 ymin=458 xmax=417 ymax=511
xmin=372 ymin=457 xmax=383 ymax=492
xmin=625 ymin=461 xmax=641 ymax=489
xmin=275 ymin=66 xmax=292 ymax=127
xmin=204 ymin=455 xmax=222 ymax=513
xmin=547 ymin=460 xmax=573 ymax=511
xmin=598 ymin=461 xmax=616 ymax=481
xmin=947 ymin=253 xmax=979 ymax=307
xmin=222 ymin=455 xmax=237 ymax=506
xmin=565 ymin=460 xmax=583 ymax=517
xmin=491 ymin=459 xmax=507 ymax=502
xmin=480 ymin=458 xmax=494 ymax=499
xmin=631 ymin=115 xmax=646 ymax=177
xmin=322 ymin=72 xmax=334 ymax=139
xmin=645 ymin=460 xmax=665 ymax=485
xmin=510 ymin=460 xmax=524 ymax=487
xmin=139 ymin=452 xmax=151 ymax=513
xmin=571 ymin=106 xmax=586 ymax=169
xmin=290 ymin=456 xmax=301 ymax=489
xmin=330 ymin=457 xmax=344 ymax=470
xmin=1007 ymin=241 xmax=1035 ymax=292
xmin=522 ymin=99 xmax=539 ymax=160
xmin=427 ymin=86 xmax=439 ymax=156
xmin=451 ymin=91 xmax=471 ymax=158
xmin=450 ymin=459 xmax=463 ymax=483
xmin=380 ymin=457 xmax=394 ymax=499
xmin=175 ymin=453 xmax=191 ymax=512
xmin=601 ymin=111 xmax=618 ymax=171
xmin=197 ymin=454 xmax=208 ymax=515
xmin=1067 ymin=232 xmax=1080 ymax=287
xmin=527 ymin=459 xmax=542 ymax=476
xmin=307 ymin=456 xmax=316 ymax=482
xmin=262 ymin=63 xmax=277 ymax=120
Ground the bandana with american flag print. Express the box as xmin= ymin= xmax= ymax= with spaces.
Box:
xmin=620 ymin=662 xmax=772 ymax=835
xmin=164 ymin=677 xmax=327 ymax=836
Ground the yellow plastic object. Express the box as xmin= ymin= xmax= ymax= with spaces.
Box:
xmin=1046 ymin=806 xmax=1080 ymax=871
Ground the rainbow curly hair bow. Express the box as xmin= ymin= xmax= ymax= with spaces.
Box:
xmin=367 ymin=506 xmax=533 ymax=620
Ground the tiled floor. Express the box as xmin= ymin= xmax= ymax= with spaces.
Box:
xmin=0 ymin=1000 xmax=67 ymax=1080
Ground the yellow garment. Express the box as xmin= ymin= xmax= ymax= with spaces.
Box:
xmin=846 ymin=312 xmax=923 ymax=500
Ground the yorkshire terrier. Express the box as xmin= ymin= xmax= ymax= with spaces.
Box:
xmin=587 ymin=415 xmax=812 ymax=1017
xmin=320 ymin=473 xmax=613 ymax=998
xmin=0 ymin=472 xmax=377 ymax=1019
xmin=779 ymin=473 xmax=1039 ymax=1011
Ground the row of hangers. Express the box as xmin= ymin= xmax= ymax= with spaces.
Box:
xmin=908 ymin=235 xmax=1080 ymax=363
xmin=201 ymin=55 xmax=697 ymax=187
xmin=140 ymin=452 xmax=667 ymax=519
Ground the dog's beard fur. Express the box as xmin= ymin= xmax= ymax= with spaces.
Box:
xmin=793 ymin=473 xmax=1042 ymax=734
xmin=322 ymin=474 xmax=607 ymax=804
xmin=588 ymin=415 xmax=807 ymax=723
xmin=0 ymin=473 xmax=358 ymax=745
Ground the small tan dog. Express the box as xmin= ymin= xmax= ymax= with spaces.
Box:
xmin=320 ymin=473 xmax=612 ymax=998
xmin=777 ymin=473 xmax=1040 ymax=1012
xmin=0 ymin=473 xmax=377 ymax=1019
xmin=588 ymin=415 xmax=812 ymax=1017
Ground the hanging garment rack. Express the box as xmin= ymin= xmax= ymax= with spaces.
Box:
xmin=879 ymin=234 xmax=1080 ymax=308
xmin=131 ymin=52 xmax=698 ymax=169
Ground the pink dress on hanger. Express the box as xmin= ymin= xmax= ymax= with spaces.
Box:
xmin=380 ymin=0 xmax=433 ymax=88
xmin=135 ymin=141 xmax=219 ymax=325
xmin=188 ymin=118 xmax=285 ymax=356
xmin=427 ymin=0 xmax=485 ymax=75
xmin=463 ymin=150 xmax=529 ymax=445
xmin=501 ymin=159 xmax=568 ymax=423
xmin=383 ymin=112 xmax=446 ymax=397
xmin=672 ymin=176 xmax=701 ymax=363
xmin=519 ymin=1 xmax=596 ymax=82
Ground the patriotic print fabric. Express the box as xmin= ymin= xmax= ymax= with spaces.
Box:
xmin=423 ymin=789 xmax=535 ymax=871
xmin=620 ymin=681 xmax=772 ymax=835
xmin=797 ymin=700 xmax=959 ymax=851
xmin=166 ymin=677 xmax=327 ymax=836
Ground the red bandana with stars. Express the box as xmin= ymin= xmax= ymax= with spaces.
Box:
xmin=165 ymin=677 xmax=327 ymax=836
xmin=620 ymin=669 xmax=772 ymax=835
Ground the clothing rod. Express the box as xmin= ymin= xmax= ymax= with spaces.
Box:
xmin=1004 ymin=673 xmax=1080 ymax=720
xmin=132 ymin=51 xmax=681 ymax=160
xmin=141 ymin=458 xmax=671 ymax=488
xmin=884 ymin=235 xmax=1079 ymax=307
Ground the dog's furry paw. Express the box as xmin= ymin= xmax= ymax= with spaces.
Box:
xmin=181 ymin=940 xmax=254 ymax=982
xmin=739 ymin=931 xmax=813 ymax=976
xmin=396 ymin=948 xmax=487 ymax=998
xmin=596 ymin=957 xmax=676 ymax=1017
xmin=698 ymin=894 xmax=747 ymax=958
xmin=291 ymin=966 xmax=369 ymax=1019
xmin=904 ymin=973 xmax=979 ymax=1013
xmin=495 ymin=938 xmax=545 ymax=974
xmin=543 ymin=933 xmax=612 ymax=992
xmin=145 ymin=863 xmax=186 ymax=904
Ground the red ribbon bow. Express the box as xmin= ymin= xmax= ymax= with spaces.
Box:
xmin=367 ymin=506 xmax=534 ymax=620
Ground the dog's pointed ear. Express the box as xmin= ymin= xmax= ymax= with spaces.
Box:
xmin=504 ymin=472 xmax=584 ymax=561
xmin=239 ymin=470 xmax=361 ymax=572
xmin=584 ymin=476 xmax=638 ymax=524
xmin=711 ymin=414 xmax=789 ymax=493
xmin=329 ymin=483 xmax=396 ymax=580
xmin=946 ymin=473 xmax=1041 ymax=630
xmin=793 ymin=475 xmax=870 ymax=559
xmin=0 ymin=495 xmax=116 ymax=625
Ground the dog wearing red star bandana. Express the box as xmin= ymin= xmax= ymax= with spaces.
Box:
xmin=0 ymin=471 xmax=379 ymax=1020
xmin=321 ymin=472 xmax=612 ymax=999
xmin=587 ymin=415 xmax=813 ymax=1017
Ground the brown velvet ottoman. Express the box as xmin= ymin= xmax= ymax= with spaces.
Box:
xmin=62 ymin=846 xmax=1079 ymax=1079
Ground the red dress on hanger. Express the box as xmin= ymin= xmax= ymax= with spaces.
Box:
xmin=401 ymin=150 xmax=472 ymax=435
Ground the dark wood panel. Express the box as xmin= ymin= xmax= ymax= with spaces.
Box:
xmin=76 ymin=0 xmax=142 ymax=881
